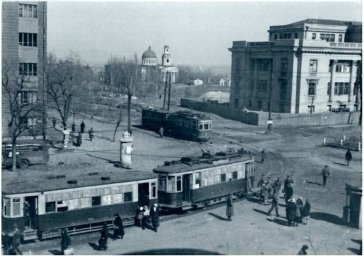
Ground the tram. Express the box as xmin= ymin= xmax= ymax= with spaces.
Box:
xmin=2 ymin=165 xmax=158 ymax=241
xmin=153 ymin=150 xmax=255 ymax=210
xmin=141 ymin=108 xmax=212 ymax=141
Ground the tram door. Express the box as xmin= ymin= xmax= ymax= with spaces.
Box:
xmin=182 ymin=174 xmax=191 ymax=202
xmin=138 ymin=183 xmax=150 ymax=206
xmin=24 ymin=196 xmax=38 ymax=229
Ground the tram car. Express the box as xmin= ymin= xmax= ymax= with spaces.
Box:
xmin=141 ymin=108 xmax=212 ymax=141
xmin=2 ymin=165 xmax=158 ymax=241
xmin=153 ymin=150 xmax=255 ymax=210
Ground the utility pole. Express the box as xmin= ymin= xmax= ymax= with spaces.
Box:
xmin=167 ymin=72 xmax=172 ymax=111
xmin=42 ymin=2 xmax=47 ymax=140
xmin=267 ymin=60 xmax=273 ymax=133
xmin=163 ymin=72 xmax=168 ymax=110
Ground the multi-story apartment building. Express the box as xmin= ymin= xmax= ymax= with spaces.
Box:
xmin=229 ymin=19 xmax=362 ymax=114
xmin=2 ymin=2 xmax=47 ymax=140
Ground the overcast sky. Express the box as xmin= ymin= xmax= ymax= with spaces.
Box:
xmin=48 ymin=1 xmax=362 ymax=67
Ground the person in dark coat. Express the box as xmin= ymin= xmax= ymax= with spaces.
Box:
xmin=321 ymin=165 xmax=330 ymax=186
xmin=286 ymin=198 xmax=296 ymax=227
xmin=150 ymin=204 xmax=160 ymax=232
xmin=137 ymin=207 xmax=145 ymax=229
xmin=80 ymin=121 xmax=85 ymax=134
xmin=60 ymin=229 xmax=71 ymax=255
xmin=71 ymin=122 xmax=76 ymax=133
xmin=267 ymin=190 xmax=280 ymax=217
xmin=295 ymin=197 xmax=303 ymax=226
xmin=298 ymin=244 xmax=309 ymax=255
xmin=113 ymin=214 xmax=124 ymax=239
xmin=285 ymin=183 xmax=294 ymax=203
xmin=261 ymin=149 xmax=265 ymax=163
xmin=88 ymin=128 xmax=94 ymax=141
xmin=226 ymin=194 xmax=234 ymax=221
xmin=283 ymin=175 xmax=294 ymax=195
xmin=345 ymin=149 xmax=352 ymax=166
xmin=99 ymin=223 xmax=108 ymax=251
xmin=301 ymin=199 xmax=311 ymax=225
xmin=273 ymin=178 xmax=282 ymax=194
xmin=52 ymin=118 xmax=57 ymax=128
xmin=12 ymin=226 xmax=22 ymax=255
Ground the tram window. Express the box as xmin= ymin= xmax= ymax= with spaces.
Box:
xmin=68 ymin=199 xmax=80 ymax=210
xmin=151 ymin=182 xmax=157 ymax=198
xmin=176 ymin=177 xmax=182 ymax=192
xmin=112 ymin=194 xmax=123 ymax=204
xmin=92 ymin=196 xmax=101 ymax=206
xmin=209 ymin=123 xmax=212 ymax=130
xmin=102 ymin=195 xmax=112 ymax=205
xmin=204 ymin=124 xmax=209 ymax=130
xmin=12 ymin=198 xmax=21 ymax=217
xmin=124 ymin=192 xmax=133 ymax=202
xmin=220 ymin=174 xmax=226 ymax=183
xmin=79 ymin=198 xmax=91 ymax=208
xmin=232 ymin=171 xmax=238 ymax=180
xmin=158 ymin=176 xmax=166 ymax=191
xmin=167 ymin=176 xmax=175 ymax=192
xmin=3 ymin=198 xmax=11 ymax=217
xmin=46 ymin=202 xmax=56 ymax=213
xmin=195 ymin=172 xmax=202 ymax=188
xmin=199 ymin=124 xmax=203 ymax=130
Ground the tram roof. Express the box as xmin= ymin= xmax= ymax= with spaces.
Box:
xmin=153 ymin=152 xmax=253 ymax=175
xmin=2 ymin=164 xmax=157 ymax=195
xmin=143 ymin=108 xmax=211 ymax=121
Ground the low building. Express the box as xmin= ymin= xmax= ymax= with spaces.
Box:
xmin=189 ymin=79 xmax=204 ymax=86
xmin=229 ymin=19 xmax=362 ymax=114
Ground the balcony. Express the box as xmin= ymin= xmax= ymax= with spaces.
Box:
xmin=329 ymin=42 xmax=362 ymax=48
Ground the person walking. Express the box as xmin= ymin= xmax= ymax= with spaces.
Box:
xmin=273 ymin=178 xmax=282 ymax=194
xmin=150 ymin=204 xmax=160 ymax=232
xmin=137 ymin=207 xmax=145 ymax=229
xmin=226 ymin=194 xmax=234 ymax=221
xmin=71 ymin=122 xmax=76 ymax=133
xmin=113 ymin=214 xmax=124 ymax=239
xmin=80 ymin=121 xmax=85 ymax=134
xmin=285 ymin=183 xmax=294 ymax=203
xmin=301 ymin=199 xmax=311 ymax=225
xmin=286 ymin=198 xmax=296 ymax=227
xmin=98 ymin=223 xmax=108 ymax=251
xmin=298 ymin=244 xmax=309 ymax=255
xmin=345 ymin=149 xmax=352 ymax=166
xmin=52 ymin=118 xmax=57 ymax=128
xmin=295 ymin=197 xmax=303 ymax=226
xmin=159 ymin=126 xmax=164 ymax=138
xmin=60 ymin=229 xmax=71 ymax=255
xmin=284 ymin=175 xmax=294 ymax=195
xmin=11 ymin=226 xmax=22 ymax=255
xmin=267 ymin=190 xmax=280 ymax=217
xmin=321 ymin=165 xmax=330 ymax=186
xmin=261 ymin=149 xmax=265 ymax=163
xmin=88 ymin=128 xmax=94 ymax=141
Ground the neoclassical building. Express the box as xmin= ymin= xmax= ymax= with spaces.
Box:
xmin=139 ymin=45 xmax=178 ymax=83
xmin=229 ymin=19 xmax=362 ymax=114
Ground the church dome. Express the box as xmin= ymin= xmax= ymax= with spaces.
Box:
xmin=142 ymin=46 xmax=157 ymax=59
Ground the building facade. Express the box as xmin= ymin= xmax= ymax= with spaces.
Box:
xmin=229 ymin=19 xmax=362 ymax=114
xmin=2 ymin=1 xmax=47 ymax=140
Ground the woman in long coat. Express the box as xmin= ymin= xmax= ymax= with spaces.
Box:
xmin=226 ymin=194 xmax=234 ymax=221
xmin=286 ymin=198 xmax=296 ymax=227
xmin=113 ymin=214 xmax=124 ymax=239
xmin=60 ymin=229 xmax=71 ymax=255
xmin=150 ymin=204 xmax=160 ymax=232
xmin=99 ymin=222 xmax=108 ymax=251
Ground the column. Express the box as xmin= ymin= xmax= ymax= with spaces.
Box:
xmin=348 ymin=61 xmax=356 ymax=102
xmin=329 ymin=60 xmax=337 ymax=103
xmin=252 ymin=60 xmax=258 ymax=106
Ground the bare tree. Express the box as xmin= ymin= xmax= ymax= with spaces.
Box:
xmin=106 ymin=57 xmax=137 ymax=141
xmin=2 ymin=63 xmax=42 ymax=171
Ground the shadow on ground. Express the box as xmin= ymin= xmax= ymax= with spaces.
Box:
xmin=124 ymin=248 xmax=220 ymax=255
xmin=310 ymin=212 xmax=343 ymax=225
xmin=48 ymin=249 xmax=62 ymax=255
xmin=208 ymin=212 xmax=230 ymax=221
xmin=306 ymin=180 xmax=322 ymax=186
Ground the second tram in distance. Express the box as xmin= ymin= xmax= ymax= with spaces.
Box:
xmin=141 ymin=108 xmax=212 ymax=142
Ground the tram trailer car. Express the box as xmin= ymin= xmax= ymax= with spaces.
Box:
xmin=153 ymin=151 xmax=255 ymax=211
xmin=142 ymin=108 xmax=212 ymax=141
xmin=2 ymin=167 xmax=158 ymax=241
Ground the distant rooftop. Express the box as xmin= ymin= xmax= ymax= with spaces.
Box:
xmin=287 ymin=18 xmax=361 ymax=26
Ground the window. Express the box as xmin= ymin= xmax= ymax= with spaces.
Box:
xmin=339 ymin=34 xmax=343 ymax=42
xmin=79 ymin=198 xmax=91 ymax=208
xmin=309 ymin=60 xmax=318 ymax=73
xmin=294 ymin=33 xmax=298 ymax=39
xmin=68 ymin=199 xmax=80 ymax=210
xmin=123 ymin=192 xmax=133 ymax=202
xmin=112 ymin=194 xmax=123 ymax=204
xmin=204 ymin=124 xmax=209 ymax=130
xmin=19 ymin=63 xmax=37 ymax=76
xmin=312 ymin=33 xmax=316 ymax=40
xmin=57 ymin=201 xmax=68 ymax=212
xmin=335 ymin=62 xmax=350 ymax=73
xmin=257 ymin=59 xmax=270 ymax=71
xmin=19 ymin=33 xmax=37 ymax=47
xmin=280 ymin=80 xmax=287 ymax=99
xmin=234 ymin=98 xmax=239 ymax=108
xmin=334 ymin=82 xmax=350 ymax=95
xmin=232 ymin=171 xmax=238 ymax=180
xmin=195 ymin=172 xmax=201 ymax=188
xmin=158 ymin=176 xmax=166 ymax=191
xmin=274 ymin=34 xmax=278 ymax=40
xmin=46 ymin=202 xmax=56 ymax=213
xmin=3 ymin=198 xmax=11 ymax=217
xmin=151 ymin=182 xmax=157 ymax=198
xmin=308 ymin=82 xmax=316 ymax=96
xmin=257 ymin=101 xmax=263 ymax=110
xmin=280 ymin=58 xmax=288 ymax=77
xmin=92 ymin=196 xmax=101 ymax=206
xmin=20 ymin=91 xmax=37 ymax=104
xmin=167 ymin=176 xmax=175 ymax=192
xmin=320 ymin=33 xmax=335 ymax=42
xmin=176 ymin=176 xmax=182 ymax=192
xmin=258 ymin=80 xmax=268 ymax=93
xmin=220 ymin=173 xmax=226 ymax=182
xmin=279 ymin=33 xmax=292 ymax=39
xmin=198 ymin=124 xmax=203 ymax=130
xmin=19 ymin=4 xmax=37 ymax=18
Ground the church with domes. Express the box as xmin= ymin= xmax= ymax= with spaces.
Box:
xmin=139 ymin=45 xmax=178 ymax=83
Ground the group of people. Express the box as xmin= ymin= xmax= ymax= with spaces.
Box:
xmin=2 ymin=225 xmax=22 ymax=255
xmin=257 ymin=175 xmax=282 ymax=205
xmin=285 ymin=197 xmax=311 ymax=227
xmin=137 ymin=204 xmax=160 ymax=232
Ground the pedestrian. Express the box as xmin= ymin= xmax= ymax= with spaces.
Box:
xmin=52 ymin=118 xmax=57 ymax=128
xmin=77 ymin=131 xmax=82 ymax=146
xmin=71 ymin=122 xmax=76 ymax=133
xmin=137 ymin=207 xmax=145 ymax=229
xmin=226 ymin=194 xmax=234 ymax=221
xmin=159 ymin=126 xmax=164 ymax=138
xmin=113 ymin=214 xmax=124 ymax=239
xmin=60 ymin=229 xmax=71 ymax=255
xmin=150 ymin=203 xmax=160 ymax=232
xmin=321 ymin=165 xmax=330 ymax=186
xmin=273 ymin=178 xmax=282 ymax=194
xmin=261 ymin=149 xmax=265 ymax=163
xmin=285 ymin=183 xmax=294 ymax=203
xmin=11 ymin=225 xmax=22 ymax=255
xmin=98 ymin=222 xmax=108 ymax=251
xmin=250 ymin=171 xmax=255 ymax=189
xmin=295 ymin=197 xmax=303 ymax=225
xmin=345 ymin=149 xmax=352 ymax=166
xmin=257 ymin=174 xmax=266 ymax=188
xmin=301 ymin=199 xmax=311 ymax=225
xmin=266 ymin=177 xmax=273 ymax=198
xmin=286 ymin=198 xmax=296 ymax=227
xmin=88 ymin=128 xmax=94 ymax=141
xmin=267 ymin=190 xmax=280 ymax=217
xmin=283 ymin=175 xmax=294 ymax=195
xmin=298 ymin=244 xmax=309 ymax=255
xmin=80 ymin=121 xmax=85 ymax=134
xmin=24 ymin=201 xmax=31 ymax=228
